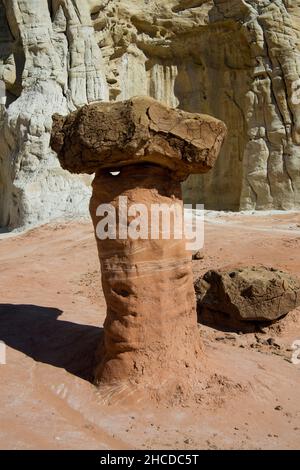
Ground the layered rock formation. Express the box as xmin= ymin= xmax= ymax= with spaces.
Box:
xmin=51 ymin=96 xmax=226 ymax=396
xmin=1 ymin=1 xmax=300 ymax=228
xmin=0 ymin=0 xmax=108 ymax=228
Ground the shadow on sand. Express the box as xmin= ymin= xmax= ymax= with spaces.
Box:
xmin=0 ymin=304 xmax=103 ymax=382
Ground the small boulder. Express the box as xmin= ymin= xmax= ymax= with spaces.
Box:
xmin=194 ymin=267 xmax=300 ymax=330
xmin=192 ymin=250 xmax=205 ymax=260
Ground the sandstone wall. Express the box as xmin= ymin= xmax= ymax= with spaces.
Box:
xmin=1 ymin=0 xmax=300 ymax=228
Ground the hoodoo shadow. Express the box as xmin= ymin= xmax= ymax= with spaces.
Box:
xmin=0 ymin=304 xmax=103 ymax=382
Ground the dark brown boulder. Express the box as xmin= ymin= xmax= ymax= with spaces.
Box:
xmin=195 ymin=267 xmax=300 ymax=331
xmin=51 ymin=96 xmax=226 ymax=180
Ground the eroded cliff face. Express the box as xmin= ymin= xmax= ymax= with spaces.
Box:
xmin=1 ymin=0 xmax=300 ymax=228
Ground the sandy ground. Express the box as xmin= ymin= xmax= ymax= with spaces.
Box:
xmin=0 ymin=212 xmax=300 ymax=450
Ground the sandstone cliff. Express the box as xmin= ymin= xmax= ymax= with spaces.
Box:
xmin=1 ymin=0 xmax=300 ymax=228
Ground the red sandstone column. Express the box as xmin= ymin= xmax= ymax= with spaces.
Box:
xmin=90 ymin=165 xmax=202 ymax=390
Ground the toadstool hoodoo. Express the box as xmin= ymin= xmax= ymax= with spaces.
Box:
xmin=51 ymin=96 xmax=226 ymax=399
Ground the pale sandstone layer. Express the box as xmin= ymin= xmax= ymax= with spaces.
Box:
xmin=1 ymin=0 xmax=300 ymax=228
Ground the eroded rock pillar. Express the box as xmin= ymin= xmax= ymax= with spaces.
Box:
xmin=50 ymin=96 xmax=227 ymax=398
xmin=90 ymin=164 xmax=201 ymax=389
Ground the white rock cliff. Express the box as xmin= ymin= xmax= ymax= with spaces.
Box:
xmin=1 ymin=0 xmax=300 ymax=228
